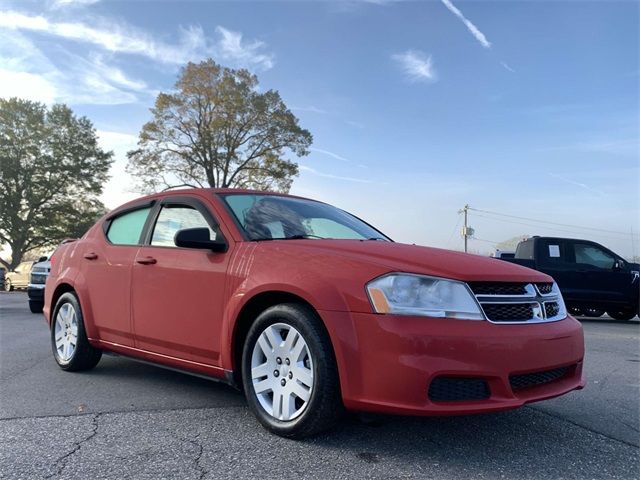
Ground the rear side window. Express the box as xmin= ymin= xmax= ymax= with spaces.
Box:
xmin=107 ymin=207 xmax=151 ymax=245
xmin=515 ymin=240 xmax=534 ymax=259
xmin=538 ymin=240 xmax=566 ymax=266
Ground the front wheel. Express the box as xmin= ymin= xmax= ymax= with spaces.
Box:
xmin=29 ymin=300 xmax=44 ymax=314
xmin=51 ymin=292 xmax=102 ymax=371
xmin=241 ymin=303 xmax=343 ymax=438
xmin=584 ymin=308 xmax=605 ymax=318
xmin=4 ymin=279 xmax=12 ymax=292
xmin=607 ymin=309 xmax=638 ymax=321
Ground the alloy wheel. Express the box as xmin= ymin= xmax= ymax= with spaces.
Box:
xmin=54 ymin=303 xmax=79 ymax=362
xmin=250 ymin=322 xmax=314 ymax=421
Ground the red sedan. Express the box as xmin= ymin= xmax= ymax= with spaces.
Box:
xmin=44 ymin=189 xmax=585 ymax=437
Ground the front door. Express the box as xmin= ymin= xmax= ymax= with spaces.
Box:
xmin=567 ymin=241 xmax=635 ymax=308
xmin=131 ymin=197 xmax=230 ymax=366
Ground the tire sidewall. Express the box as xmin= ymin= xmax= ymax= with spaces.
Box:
xmin=241 ymin=305 xmax=334 ymax=436
xmin=608 ymin=310 xmax=637 ymax=321
xmin=51 ymin=292 xmax=87 ymax=369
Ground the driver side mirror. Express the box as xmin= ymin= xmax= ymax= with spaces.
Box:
xmin=174 ymin=228 xmax=227 ymax=253
xmin=613 ymin=259 xmax=626 ymax=271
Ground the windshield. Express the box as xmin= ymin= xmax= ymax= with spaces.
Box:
xmin=221 ymin=194 xmax=390 ymax=242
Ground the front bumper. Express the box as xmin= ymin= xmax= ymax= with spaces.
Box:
xmin=321 ymin=311 xmax=585 ymax=416
xmin=27 ymin=285 xmax=45 ymax=301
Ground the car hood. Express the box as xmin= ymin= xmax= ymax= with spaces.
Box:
xmin=261 ymin=239 xmax=551 ymax=283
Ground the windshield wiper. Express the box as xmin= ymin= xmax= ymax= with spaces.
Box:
xmin=252 ymin=234 xmax=325 ymax=242
xmin=279 ymin=234 xmax=325 ymax=240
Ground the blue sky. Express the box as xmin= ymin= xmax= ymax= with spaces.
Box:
xmin=1 ymin=0 xmax=638 ymax=257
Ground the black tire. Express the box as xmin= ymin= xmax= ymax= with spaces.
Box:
xmin=29 ymin=300 xmax=44 ymax=314
xmin=51 ymin=292 xmax=102 ymax=371
xmin=584 ymin=308 xmax=605 ymax=318
xmin=241 ymin=303 xmax=343 ymax=438
xmin=4 ymin=279 xmax=12 ymax=292
xmin=607 ymin=309 xmax=638 ymax=321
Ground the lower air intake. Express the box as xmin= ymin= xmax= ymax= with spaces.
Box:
xmin=428 ymin=377 xmax=490 ymax=402
xmin=509 ymin=366 xmax=570 ymax=391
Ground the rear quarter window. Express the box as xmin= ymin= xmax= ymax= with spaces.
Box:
xmin=106 ymin=207 xmax=151 ymax=245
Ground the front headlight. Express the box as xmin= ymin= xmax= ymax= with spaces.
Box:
xmin=366 ymin=273 xmax=485 ymax=320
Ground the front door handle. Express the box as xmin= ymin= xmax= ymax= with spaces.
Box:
xmin=135 ymin=256 xmax=157 ymax=265
xmin=83 ymin=252 xmax=98 ymax=260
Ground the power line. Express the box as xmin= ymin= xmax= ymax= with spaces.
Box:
xmin=468 ymin=207 xmax=639 ymax=238
xmin=447 ymin=213 xmax=462 ymax=247
xmin=470 ymin=213 xmax=635 ymax=241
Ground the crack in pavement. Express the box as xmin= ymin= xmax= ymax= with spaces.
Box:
xmin=44 ymin=413 xmax=102 ymax=480
xmin=0 ymin=404 xmax=246 ymax=422
xmin=167 ymin=429 xmax=207 ymax=479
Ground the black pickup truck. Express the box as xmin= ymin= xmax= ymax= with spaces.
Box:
xmin=500 ymin=236 xmax=639 ymax=320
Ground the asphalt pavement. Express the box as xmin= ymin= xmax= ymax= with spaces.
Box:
xmin=1 ymin=291 xmax=638 ymax=479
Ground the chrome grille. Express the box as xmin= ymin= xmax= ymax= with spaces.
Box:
xmin=482 ymin=303 xmax=537 ymax=322
xmin=544 ymin=301 xmax=560 ymax=318
xmin=468 ymin=282 xmax=528 ymax=296
xmin=472 ymin=282 xmax=565 ymax=324
xmin=536 ymin=283 xmax=554 ymax=295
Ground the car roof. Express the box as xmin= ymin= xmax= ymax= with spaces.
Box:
xmin=109 ymin=188 xmax=317 ymax=215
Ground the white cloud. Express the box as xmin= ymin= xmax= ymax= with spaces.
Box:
xmin=392 ymin=50 xmax=436 ymax=82
xmin=548 ymin=173 xmax=605 ymax=196
xmin=309 ymin=147 xmax=350 ymax=162
xmin=50 ymin=0 xmax=100 ymax=8
xmin=345 ymin=120 xmax=365 ymax=129
xmin=500 ymin=61 xmax=515 ymax=73
xmin=215 ymin=26 xmax=274 ymax=70
xmin=0 ymin=10 xmax=275 ymax=70
xmin=0 ymin=31 xmax=147 ymax=105
xmin=97 ymin=130 xmax=140 ymax=209
xmin=0 ymin=70 xmax=58 ymax=104
xmin=292 ymin=105 xmax=328 ymax=114
xmin=441 ymin=0 xmax=491 ymax=49
xmin=299 ymin=165 xmax=372 ymax=183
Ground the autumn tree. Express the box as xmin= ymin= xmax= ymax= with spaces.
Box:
xmin=126 ymin=59 xmax=312 ymax=193
xmin=0 ymin=98 xmax=112 ymax=271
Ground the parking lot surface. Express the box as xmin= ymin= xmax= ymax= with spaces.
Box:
xmin=1 ymin=292 xmax=638 ymax=479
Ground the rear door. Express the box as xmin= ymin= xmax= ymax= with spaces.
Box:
xmin=130 ymin=196 xmax=230 ymax=366
xmin=535 ymin=239 xmax=575 ymax=296
xmin=79 ymin=203 xmax=154 ymax=347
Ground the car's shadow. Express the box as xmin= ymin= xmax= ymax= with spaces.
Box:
xmin=72 ymin=355 xmax=638 ymax=478
xmin=576 ymin=316 xmax=639 ymax=325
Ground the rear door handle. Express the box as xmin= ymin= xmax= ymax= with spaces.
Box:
xmin=135 ymin=256 xmax=157 ymax=265
xmin=83 ymin=252 xmax=98 ymax=260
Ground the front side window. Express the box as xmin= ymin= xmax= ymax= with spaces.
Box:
xmin=573 ymin=243 xmax=615 ymax=270
xmin=151 ymin=205 xmax=217 ymax=247
xmin=107 ymin=207 xmax=152 ymax=245
xmin=221 ymin=194 xmax=389 ymax=241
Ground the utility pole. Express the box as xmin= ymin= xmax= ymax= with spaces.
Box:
xmin=458 ymin=204 xmax=473 ymax=253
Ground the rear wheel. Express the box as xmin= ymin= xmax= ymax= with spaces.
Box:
xmin=584 ymin=308 xmax=605 ymax=318
xmin=51 ymin=292 xmax=102 ymax=371
xmin=607 ymin=309 xmax=637 ymax=321
xmin=241 ymin=303 xmax=343 ymax=438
